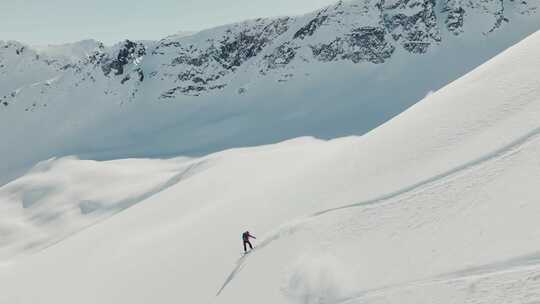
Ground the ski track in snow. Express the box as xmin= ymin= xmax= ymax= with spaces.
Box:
xmin=216 ymin=124 xmax=540 ymax=297
xmin=339 ymin=251 xmax=540 ymax=304
xmin=216 ymin=253 xmax=250 ymax=296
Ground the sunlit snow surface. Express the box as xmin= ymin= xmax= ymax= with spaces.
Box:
xmin=0 ymin=29 xmax=539 ymax=304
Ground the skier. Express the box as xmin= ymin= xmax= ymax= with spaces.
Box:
xmin=242 ymin=231 xmax=256 ymax=253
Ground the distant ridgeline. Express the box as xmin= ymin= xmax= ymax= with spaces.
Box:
xmin=1 ymin=0 xmax=538 ymax=102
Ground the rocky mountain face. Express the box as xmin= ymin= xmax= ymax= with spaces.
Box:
xmin=1 ymin=0 xmax=538 ymax=104
xmin=0 ymin=0 xmax=539 ymax=184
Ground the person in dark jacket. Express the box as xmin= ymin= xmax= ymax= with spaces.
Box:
xmin=242 ymin=231 xmax=256 ymax=253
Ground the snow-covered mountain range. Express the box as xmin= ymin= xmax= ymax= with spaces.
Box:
xmin=2 ymin=1 xmax=540 ymax=303
xmin=1 ymin=0 xmax=539 ymax=185
xmin=1 ymin=20 xmax=539 ymax=304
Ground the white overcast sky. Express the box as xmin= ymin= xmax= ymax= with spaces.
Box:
xmin=1 ymin=0 xmax=337 ymax=46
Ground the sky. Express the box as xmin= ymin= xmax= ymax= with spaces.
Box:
xmin=1 ymin=0 xmax=338 ymax=46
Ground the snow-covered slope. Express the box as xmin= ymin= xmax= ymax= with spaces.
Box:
xmin=1 ymin=0 xmax=539 ymax=185
xmin=0 ymin=156 xmax=198 ymax=260
xmin=0 ymin=27 xmax=539 ymax=304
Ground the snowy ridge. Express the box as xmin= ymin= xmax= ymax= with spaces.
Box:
xmin=0 ymin=0 xmax=539 ymax=185
xmin=2 ymin=0 xmax=538 ymax=98
xmin=3 ymin=0 xmax=538 ymax=99
xmin=0 ymin=28 xmax=539 ymax=304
